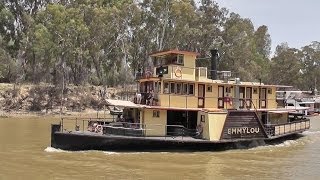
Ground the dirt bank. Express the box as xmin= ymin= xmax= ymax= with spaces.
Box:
xmin=0 ymin=83 xmax=135 ymax=117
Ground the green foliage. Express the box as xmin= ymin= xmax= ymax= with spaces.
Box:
xmin=0 ymin=0 xmax=318 ymax=91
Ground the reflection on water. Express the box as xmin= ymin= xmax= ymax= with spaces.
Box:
xmin=0 ymin=116 xmax=320 ymax=179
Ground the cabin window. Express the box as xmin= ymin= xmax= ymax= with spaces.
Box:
xmin=200 ymin=115 xmax=205 ymax=122
xmin=155 ymin=58 xmax=160 ymax=66
xmin=153 ymin=110 xmax=160 ymax=117
xmin=170 ymin=82 xmax=175 ymax=94
xmin=154 ymin=82 xmax=161 ymax=93
xmin=268 ymin=88 xmax=272 ymax=94
xmin=207 ymin=85 xmax=212 ymax=92
xmin=154 ymin=56 xmax=165 ymax=66
xmin=177 ymin=55 xmax=184 ymax=65
xmin=287 ymin=103 xmax=294 ymax=106
xmin=226 ymin=87 xmax=232 ymax=93
xmin=183 ymin=83 xmax=188 ymax=94
xmin=164 ymin=82 xmax=169 ymax=94
xmin=188 ymin=84 xmax=194 ymax=95
xmin=246 ymin=87 xmax=252 ymax=98
xmin=176 ymin=83 xmax=182 ymax=94
xmin=253 ymin=88 xmax=258 ymax=94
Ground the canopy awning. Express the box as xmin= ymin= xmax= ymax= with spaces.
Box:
xmin=268 ymin=110 xmax=290 ymax=114
xmin=105 ymin=99 xmax=143 ymax=108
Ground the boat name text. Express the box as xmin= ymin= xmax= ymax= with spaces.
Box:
xmin=227 ymin=127 xmax=260 ymax=135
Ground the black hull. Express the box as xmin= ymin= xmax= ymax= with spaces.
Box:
xmin=50 ymin=125 xmax=304 ymax=152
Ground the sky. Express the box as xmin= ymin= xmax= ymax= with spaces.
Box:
xmin=215 ymin=0 xmax=320 ymax=52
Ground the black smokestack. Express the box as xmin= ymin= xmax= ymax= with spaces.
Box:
xmin=210 ymin=49 xmax=218 ymax=80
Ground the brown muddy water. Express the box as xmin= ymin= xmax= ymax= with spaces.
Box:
xmin=0 ymin=116 xmax=320 ymax=180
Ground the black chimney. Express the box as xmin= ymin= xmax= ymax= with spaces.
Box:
xmin=210 ymin=49 xmax=219 ymax=80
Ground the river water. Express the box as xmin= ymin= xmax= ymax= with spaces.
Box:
xmin=0 ymin=116 xmax=320 ymax=180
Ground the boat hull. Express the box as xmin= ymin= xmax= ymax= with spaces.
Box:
xmin=50 ymin=124 xmax=304 ymax=151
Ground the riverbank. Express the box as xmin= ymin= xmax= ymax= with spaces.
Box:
xmin=0 ymin=108 xmax=111 ymax=119
xmin=0 ymin=83 xmax=135 ymax=118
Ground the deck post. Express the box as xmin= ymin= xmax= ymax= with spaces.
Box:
xmin=61 ymin=118 xmax=64 ymax=132
xmin=234 ymin=78 xmax=240 ymax=110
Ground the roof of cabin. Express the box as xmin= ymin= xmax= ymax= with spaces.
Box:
xmin=105 ymin=99 xmax=144 ymax=108
xmin=145 ymin=106 xmax=225 ymax=112
xmin=138 ymin=77 xmax=291 ymax=88
xmin=149 ymin=49 xmax=200 ymax=57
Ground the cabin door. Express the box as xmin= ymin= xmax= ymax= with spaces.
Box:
xmin=198 ymin=84 xmax=205 ymax=108
xmin=246 ymin=87 xmax=252 ymax=108
xmin=259 ymin=88 xmax=267 ymax=108
xmin=218 ymin=86 xmax=224 ymax=108
xmin=239 ymin=87 xmax=245 ymax=108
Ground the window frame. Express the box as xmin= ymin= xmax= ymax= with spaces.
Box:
xmin=188 ymin=83 xmax=194 ymax=95
xmin=170 ymin=82 xmax=175 ymax=94
xmin=207 ymin=85 xmax=212 ymax=92
xmin=177 ymin=54 xmax=184 ymax=65
xmin=153 ymin=110 xmax=160 ymax=117
xmin=163 ymin=82 xmax=169 ymax=94
xmin=176 ymin=83 xmax=182 ymax=94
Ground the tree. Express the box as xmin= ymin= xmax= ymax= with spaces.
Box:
xmin=269 ymin=43 xmax=303 ymax=88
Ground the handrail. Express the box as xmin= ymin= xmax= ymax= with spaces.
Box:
xmin=59 ymin=117 xmax=199 ymax=139
xmin=264 ymin=118 xmax=309 ymax=126
xmin=264 ymin=119 xmax=310 ymax=136
xmin=59 ymin=116 xmax=309 ymax=139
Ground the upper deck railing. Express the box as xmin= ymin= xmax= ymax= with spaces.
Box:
xmin=136 ymin=65 xmax=239 ymax=82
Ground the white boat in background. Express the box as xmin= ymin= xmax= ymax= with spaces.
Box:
xmin=277 ymin=90 xmax=317 ymax=115
xmin=285 ymin=99 xmax=314 ymax=115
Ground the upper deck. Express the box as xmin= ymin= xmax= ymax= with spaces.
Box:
xmin=135 ymin=49 xmax=281 ymax=110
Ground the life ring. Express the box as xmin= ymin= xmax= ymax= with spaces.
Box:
xmin=95 ymin=125 xmax=103 ymax=133
xmin=224 ymin=97 xmax=230 ymax=102
xmin=196 ymin=124 xmax=203 ymax=134
xmin=229 ymin=99 xmax=233 ymax=105
xmin=174 ymin=67 xmax=182 ymax=78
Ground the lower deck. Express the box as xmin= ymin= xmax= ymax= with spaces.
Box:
xmin=51 ymin=123 xmax=308 ymax=151
xmin=54 ymin=107 xmax=311 ymax=149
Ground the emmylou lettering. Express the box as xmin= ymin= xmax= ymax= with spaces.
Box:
xmin=227 ymin=127 xmax=260 ymax=135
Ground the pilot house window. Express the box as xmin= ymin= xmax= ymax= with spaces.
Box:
xmin=154 ymin=54 xmax=184 ymax=66
xmin=177 ymin=55 xmax=184 ymax=65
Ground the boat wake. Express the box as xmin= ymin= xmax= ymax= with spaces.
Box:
xmin=43 ymin=147 xmax=166 ymax=155
xmin=44 ymin=147 xmax=68 ymax=153
xmin=103 ymin=151 xmax=120 ymax=155
xmin=248 ymin=131 xmax=320 ymax=151
xmin=302 ymin=130 xmax=320 ymax=135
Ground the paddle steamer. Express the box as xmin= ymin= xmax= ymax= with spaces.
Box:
xmin=51 ymin=49 xmax=310 ymax=151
